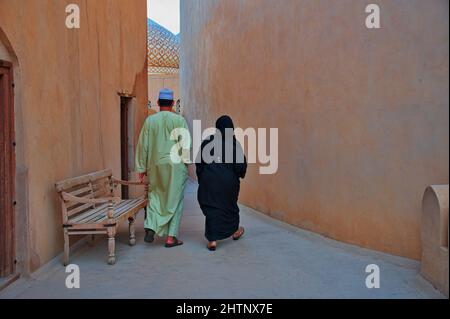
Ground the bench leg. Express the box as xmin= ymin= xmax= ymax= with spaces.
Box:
xmin=128 ymin=217 xmax=136 ymax=246
xmin=107 ymin=227 xmax=116 ymax=265
xmin=63 ymin=230 xmax=70 ymax=266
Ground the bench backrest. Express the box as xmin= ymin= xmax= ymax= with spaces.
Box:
xmin=55 ymin=169 xmax=114 ymax=223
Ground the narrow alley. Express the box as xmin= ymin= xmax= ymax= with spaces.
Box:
xmin=0 ymin=181 xmax=444 ymax=299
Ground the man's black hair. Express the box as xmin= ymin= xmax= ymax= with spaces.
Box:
xmin=158 ymin=99 xmax=174 ymax=107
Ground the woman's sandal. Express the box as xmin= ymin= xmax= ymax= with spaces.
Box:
xmin=207 ymin=242 xmax=217 ymax=251
xmin=165 ymin=237 xmax=184 ymax=248
xmin=232 ymin=227 xmax=245 ymax=241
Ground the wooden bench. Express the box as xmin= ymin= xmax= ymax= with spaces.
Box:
xmin=55 ymin=169 xmax=148 ymax=265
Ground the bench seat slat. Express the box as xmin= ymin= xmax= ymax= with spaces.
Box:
xmin=88 ymin=199 xmax=145 ymax=223
xmin=68 ymin=199 xmax=146 ymax=225
xmin=69 ymin=203 xmax=109 ymax=223
xmin=68 ymin=202 xmax=94 ymax=216
xmin=76 ymin=200 xmax=132 ymax=224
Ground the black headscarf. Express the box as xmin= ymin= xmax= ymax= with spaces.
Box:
xmin=196 ymin=115 xmax=247 ymax=179
xmin=215 ymin=115 xmax=235 ymax=138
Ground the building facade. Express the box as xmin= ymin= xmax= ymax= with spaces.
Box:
xmin=181 ymin=0 xmax=449 ymax=260
xmin=147 ymin=19 xmax=180 ymax=114
xmin=0 ymin=0 xmax=148 ymax=281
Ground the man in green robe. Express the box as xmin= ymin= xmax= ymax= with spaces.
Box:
xmin=135 ymin=88 xmax=191 ymax=248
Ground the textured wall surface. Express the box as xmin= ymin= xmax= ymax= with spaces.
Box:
xmin=0 ymin=0 xmax=148 ymax=271
xmin=181 ymin=0 xmax=449 ymax=259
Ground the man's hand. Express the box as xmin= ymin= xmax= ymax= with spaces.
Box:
xmin=138 ymin=172 xmax=147 ymax=183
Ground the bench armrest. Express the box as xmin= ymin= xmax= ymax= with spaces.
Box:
xmin=111 ymin=177 xmax=149 ymax=186
xmin=61 ymin=192 xmax=121 ymax=205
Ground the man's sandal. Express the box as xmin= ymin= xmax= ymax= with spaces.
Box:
xmin=165 ymin=238 xmax=184 ymax=248
xmin=232 ymin=227 xmax=245 ymax=241
xmin=144 ymin=228 xmax=155 ymax=243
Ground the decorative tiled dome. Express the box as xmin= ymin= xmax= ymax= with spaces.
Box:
xmin=148 ymin=19 xmax=180 ymax=74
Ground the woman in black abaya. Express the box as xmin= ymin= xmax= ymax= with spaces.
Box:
xmin=196 ymin=116 xmax=247 ymax=251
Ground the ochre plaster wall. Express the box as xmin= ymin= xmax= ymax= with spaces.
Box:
xmin=0 ymin=0 xmax=148 ymax=271
xmin=181 ymin=0 xmax=449 ymax=259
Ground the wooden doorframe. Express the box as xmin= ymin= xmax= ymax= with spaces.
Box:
xmin=0 ymin=59 xmax=16 ymax=278
xmin=120 ymin=96 xmax=132 ymax=199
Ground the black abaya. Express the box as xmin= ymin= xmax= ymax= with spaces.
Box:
xmin=196 ymin=116 xmax=247 ymax=241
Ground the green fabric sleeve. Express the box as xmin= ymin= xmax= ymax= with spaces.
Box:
xmin=135 ymin=118 xmax=150 ymax=173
